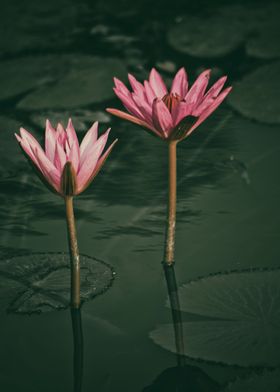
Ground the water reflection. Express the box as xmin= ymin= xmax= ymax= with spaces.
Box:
xmin=71 ymin=308 xmax=84 ymax=392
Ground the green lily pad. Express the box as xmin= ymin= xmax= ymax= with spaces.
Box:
xmin=0 ymin=252 xmax=114 ymax=314
xmin=167 ymin=6 xmax=247 ymax=58
xmin=17 ymin=57 xmax=127 ymax=110
xmin=228 ymin=62 xmax=280 ymax=124
xmin=150 ymin=269 xmax=280 ymax=367
xmin=222 ymin=370 xmax=280 ymax=392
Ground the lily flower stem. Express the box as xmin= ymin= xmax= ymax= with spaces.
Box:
xmin=71 ymin=308 xmax=84 ymax=392
xmin=164 ymin=140 xmax=178 ymax=266
xmin=163 ymin=140 xmax=185 ymax=367
xmin=65 ymin=196 xmax=81 ymax=309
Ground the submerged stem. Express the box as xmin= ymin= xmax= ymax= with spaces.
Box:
xmin=164 ymin=140 xmax=178 ymax=266
xmin=71 ymin=308 xmax=84 ymax=392
xmin=164 ymin=263 xmax=185 ymax=367
xmin=65 ymin=196 xmax=80 ymax=309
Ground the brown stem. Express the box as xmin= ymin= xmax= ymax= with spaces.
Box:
xmin=164 ymin=140 xmax=178 ymax=266
xmin=65 ymin=196 xmax=80 ymax=309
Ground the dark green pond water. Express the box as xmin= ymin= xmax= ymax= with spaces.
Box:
xmin=1 ymin=0 xmax=280 ymax=391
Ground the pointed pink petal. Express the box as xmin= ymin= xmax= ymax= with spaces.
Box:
xmin=45 ymin=120 xmax=56 ymax=162
xmin=114 ymin=77 xmax=131 ymax=96
xmin=171 ymin=101 xmax=193 ymax=127
xmin=15 ymin=133 xmax=41 ymax=167
xmin=30 ymin=144 xmax=60 ymax=192
xmin=149 ymin=68 xmax=168 ymax=98
xmin=77 ymin=139 xmax=118 ymax=194
xmin=66 ymin=119 xmax=79 ymax=149
xmin=152 ymin=99 xmax=174 ymax=137
xmin=186 ymin=86 xmax=232 ymax=138
xmin=170 ymin=67 xmax=188 ymax=97
xmin=80 ymin=121 xmax=98 ymax=159
xmin=54 ymin=140 xmax=67 ymax=172
xmin=144 ymin=80 xmax=156 ymax=105
xmin=56 ymin=123 xmax=67 ymax=145
xmin=185 ymin=69 xmax=211 ymax=110
xmin=193 ymin=76 xmax=228 ymax=116
xmin=19 ymin=128 xmax=47 ymax=159
xmin=113 ymin=88 xmax=144 ymax=119
xmin=128 ymin=74 xmax=145 ymax=98
xmin=106 ymin=108 xmax=161 ymax=137
xmin=132 ymin=94 xmax=153 ymax=125
xmin=77 ymin=129 xmax=110 ymax=189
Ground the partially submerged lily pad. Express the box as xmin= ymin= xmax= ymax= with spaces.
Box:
xmin=0 ymin=252 xmax=114 ymax=314
xmin=150 ymin=269 xmax=280 ymax=367
xmin=17 ymin=57 xmax=127 ymax=110
xmin=167 ymin=6 xmax=247 ymax=57
xmin=222 ymin=370 xmax=280 ymax=392
xmin=228 ymin=62 xmax=280 ymax=124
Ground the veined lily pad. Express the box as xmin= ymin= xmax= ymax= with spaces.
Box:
xmin=228 ymin=62 xmax=280 ymax=124
xmin=150 ymin=269 xmax=280 ymax=367
xmin=222 ymin=370 xmax=280 ymax=392
xmin=17 ymin=57 xmax=127 ymax=110
xmin=0 ymin=252 xmax=114 ymax=314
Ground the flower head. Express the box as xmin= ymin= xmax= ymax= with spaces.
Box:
xmin=15 ymin=119 xmax=117 ymax=196
xmin=107 ymin=67 xmax=232 ymax=141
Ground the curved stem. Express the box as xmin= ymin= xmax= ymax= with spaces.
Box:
xmin=164 ymin=140 xmax=178 ymax=266
xmin=65 ymin=196 xmax=80 ymax=309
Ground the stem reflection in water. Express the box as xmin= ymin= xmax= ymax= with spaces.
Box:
xmin=163 ymin=140 xmax=185 ymax=367
xmin=71 ymin=308 xmax=84 ymax=392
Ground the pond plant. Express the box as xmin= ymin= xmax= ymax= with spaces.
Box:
xmin=15 ymin=119 xmax=117 ymax=309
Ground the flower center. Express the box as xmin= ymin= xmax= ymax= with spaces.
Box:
xmin=162 ymin=93 xmax=183 ymax=112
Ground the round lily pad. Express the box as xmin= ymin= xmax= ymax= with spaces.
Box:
xmin=228 ymin=62 xmax=280 ymax=124
xmin=167 ymin=6 xmax=247 ymax=58
xmin=150 ymin=269 xmax=280 ymax=367
xmin=222 ymin=370 xmax=280 ymax=392
xmin=245 ymin=4 xmax=280 ymax=59
xmin=17 ymin=57 xmax=127 ymax=110
xmin=0 ymin=252 xmax=114 ymax=314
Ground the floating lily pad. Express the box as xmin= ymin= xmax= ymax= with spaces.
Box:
xmin=0 ymin=252 xmax=114 ymax=314
xmin=167 ymin=6 xmax=247 ymax=58
xmin=150 ymin=269 xmax=280 ymax=367
xmin=222 ymin=370 xmax=280 ymax=392
xmin=228 ymin=62 xmax=280 ymax=124
xmin=31 ymin=110 xmax=111 ymax=132
xmin=245 ymin=4 xmax=280 ymax=59
xmin=18 ymin=57 xmax=127 ymax=110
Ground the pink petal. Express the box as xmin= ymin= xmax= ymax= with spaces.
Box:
xmin=128 ymin=74 xmax=145 ymax=97
xmin=114 ymin=77 xmax=131 ymax=96
xmin=106 ymin=108 xmax=161 ymax=136
xmin=170 ymin=67 xmax=188 ymax=97
xmin=45 ymin=120 xmax=56 ymax=162
xmin=144 ymin=80 xmax=156 ymax=105
xmin=149 ymin=68 xmax=168 ymax=98
xmin=66 ymin=118 xmax=79 ymax=150
xmin=15 ymin=133 xmax=41 ymax=168
xmin=77 ymin=129 xmax=110 ymax=189
xmin=132 ymin=93 xmax=153 ymax=125
xmin=56 ymin=123 xmax=67 ymax=145
xmin=30 ymin=144 xmax=60 ymax=191
xmin=171 ymin=101 xmax=193 ymax=127
xmin=193 ymin=76 xmax=228 ymax=116
xmin=80 ymin=122 xmax=98 ymax=160
xmin=185 ymin=69 xmax=211 ymax=110
xmin=113 ymin=88 xmax=144 ymax=119
xmin=186 ymin=86 xmax=232 ymax=138
xmin=152 ymin=99 xmax=174 ymax=137
xmin=54 ymin=140 xmax=67 ymax=172
xmin=19 ymin=127 xmax=46 ymax=158
xmin=77 ymin=139 xmax=118 ymax=194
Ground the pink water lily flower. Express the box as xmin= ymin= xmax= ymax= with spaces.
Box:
xmin=107 ymin=67 xmax=232 ymax=140
xmin=15 ymin=119 xmax=117 ymax=196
